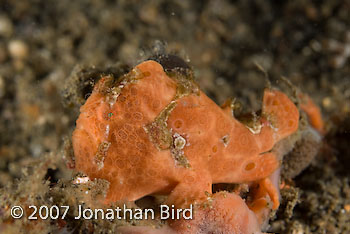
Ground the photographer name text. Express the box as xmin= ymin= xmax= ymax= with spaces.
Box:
xmin=11 ymin=204 xmax=193 ymax=220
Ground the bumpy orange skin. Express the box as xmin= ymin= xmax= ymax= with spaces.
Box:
xmin=300 ymin=94 xmax=324 ymax=134
xmin=170 ymin=192 xmax=262 ymax=234
xmin=72 ymin=60 xmax=299 ymax=233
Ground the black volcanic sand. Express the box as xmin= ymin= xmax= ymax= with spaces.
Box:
xmin=0 ymin=0 xmax=349 ymax=233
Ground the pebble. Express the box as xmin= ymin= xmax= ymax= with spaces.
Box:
xmin=0 ymin=15 xmax=13 ymax=37
xmin=322 ymin=97 xmax=332 ymax=109
xmin=139 ymin=4 xmax=158 ymax=24
xmin=8 ymin=39 xmax=29 ymax=60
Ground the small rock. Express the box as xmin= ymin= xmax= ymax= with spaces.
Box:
xmin=139 ymin=4 xmax=158 ymax=24
xmin=0 ymin=15 xmax=13 ymax=37
xmin=8 ymin=39 xmax=29 ymax=60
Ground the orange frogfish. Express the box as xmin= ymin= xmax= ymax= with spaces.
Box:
xmin=72 ymin=56 xmax=300 ymax=233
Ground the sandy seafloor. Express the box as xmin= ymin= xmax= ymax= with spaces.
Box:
xmin=0 ymin=0 xmax=349 ymax=233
